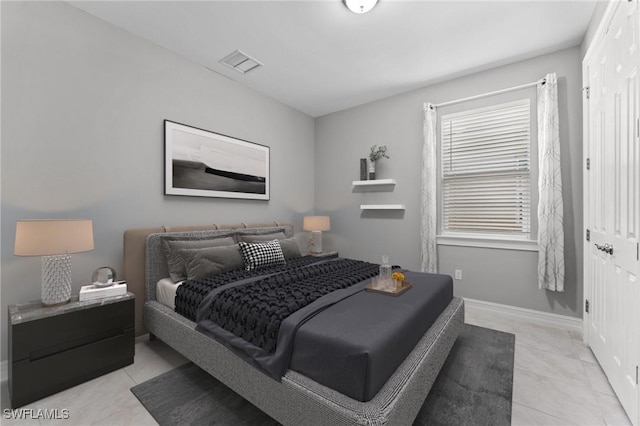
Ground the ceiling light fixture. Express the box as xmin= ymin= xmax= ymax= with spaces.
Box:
xmin=343 ymin=0 xmax=378 ymax=14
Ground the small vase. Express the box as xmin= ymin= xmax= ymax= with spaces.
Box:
xmin=368 ymin=160 xmax=376 ymax=180
xmin=360 ymin=158 xmax=367 ymax=180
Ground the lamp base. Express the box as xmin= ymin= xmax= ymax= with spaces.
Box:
xmin=308 ymin=230 xmax=323 ymax=254
xmin=42 ymin=254 xmax=72 ymax=306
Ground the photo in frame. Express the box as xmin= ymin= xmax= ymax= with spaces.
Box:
xmin=164 ymin=120 xmax=270 ymax=200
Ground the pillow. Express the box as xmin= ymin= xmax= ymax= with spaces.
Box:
xmin=238 ymin=240 xmax=286 ymax=271
xmin=163 ymin=236 xmax=236 ymax=281
xmin=278 ymin=237 xmax=302 ymax=259
xmin=238 ymin=232 xmax=287 ymax=242
xmin=181 ymin=244 xmax=245 ymax=280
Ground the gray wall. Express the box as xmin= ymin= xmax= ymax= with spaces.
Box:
xmin=0 ymin=1 xmax=315 ymax=361
xmin=315 ymin=47 xmax=583 ymax=318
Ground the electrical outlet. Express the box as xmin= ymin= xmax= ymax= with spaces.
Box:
xmin=454 ymin=269 xmax=462 ymax=280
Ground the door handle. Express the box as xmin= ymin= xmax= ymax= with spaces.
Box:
xmin=595 ymin=243 xmax=614 ymax=255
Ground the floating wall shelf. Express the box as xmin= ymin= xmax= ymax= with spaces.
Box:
xmin=352 ymin=179 xmax=396 ymax=187
xmin=360 ymin=204 xmax=406 ymax=210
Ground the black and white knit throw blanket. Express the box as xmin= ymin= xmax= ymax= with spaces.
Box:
xmin=175 ymin=256 xmax=323 ymax=321
xmin=178 ymin=257 xmax=383 ymax=354
xmin=203 ymin=258 xmax=381 ymax=353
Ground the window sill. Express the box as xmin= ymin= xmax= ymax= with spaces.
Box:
xmin=437 ymin=234 xmax=539 ymax=252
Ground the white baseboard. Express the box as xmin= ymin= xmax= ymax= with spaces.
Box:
xmin=464 ymin=297 xmax=583 ymax=334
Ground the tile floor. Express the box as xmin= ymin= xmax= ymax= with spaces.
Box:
xmin=466 ymin=308 xmax=633 ymax=426
xmin=0 ymin=305 xmax=632 ymax=425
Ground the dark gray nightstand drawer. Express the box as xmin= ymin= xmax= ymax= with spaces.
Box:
xmin=8 ymin=294 xmax=134 ymax=408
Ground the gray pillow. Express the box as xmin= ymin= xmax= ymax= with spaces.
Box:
xmin=278 ymin=237 xmax=302 ymax=259
xmin=181 ymin=244 xmax=245 ymax=281
xmin=238 ymin=232 xmax=287 ymax=242
xmin=163 ymin=236 xmax=235 ymax=281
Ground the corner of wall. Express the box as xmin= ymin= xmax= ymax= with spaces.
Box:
xmin=580 ymin=1 xmax=611 ymax=60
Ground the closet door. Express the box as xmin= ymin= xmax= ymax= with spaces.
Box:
xmin=584 ymin=1 xmax=640 ymax=424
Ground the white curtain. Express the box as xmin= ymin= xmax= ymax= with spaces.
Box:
xmin=537 ymin=73 xmax=565 ymax=291
xmin=421 ymin=103 xmax=438 ymax=273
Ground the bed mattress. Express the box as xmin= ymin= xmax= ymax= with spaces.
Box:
xmin=156 ymin=278 xmax=180 ymax=310
xmin=173 ymin=257 xmax=453 ymax=402
xmin=289 ymin=269 xmax=452 ymax=401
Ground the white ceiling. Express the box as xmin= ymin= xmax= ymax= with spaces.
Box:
xmin=67 ymin=1 xmax=598 ymax=117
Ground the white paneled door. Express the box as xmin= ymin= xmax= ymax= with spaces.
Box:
xmin=584 ymin=1 xmax=640 ymax=425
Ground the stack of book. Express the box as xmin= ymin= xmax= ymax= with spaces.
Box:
xmin=79 ymin=281 xmax=127 ymax=302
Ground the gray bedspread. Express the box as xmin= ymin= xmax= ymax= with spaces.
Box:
xmin=195 ymin=262 xmax=453 ymax=402
xmin=290 ymin=270 xmax=453 ymax=401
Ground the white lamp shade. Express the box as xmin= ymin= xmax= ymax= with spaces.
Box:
xmin=303 ymin=216 xmax=331 ymax=232
xmin=14 ymin=219 xmax=94 ymax=256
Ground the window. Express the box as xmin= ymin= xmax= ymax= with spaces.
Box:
xmin=440 ymin=100 xmax=532 ymax=240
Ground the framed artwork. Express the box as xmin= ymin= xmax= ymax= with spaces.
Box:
xmin=164 ymin=120 xmax=270 ymax=200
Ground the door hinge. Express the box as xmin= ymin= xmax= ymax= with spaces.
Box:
xmin=637 ymin=242 xmax=639 ymax=261
xmin=586 ymin=229 xmax=591 ymax=242
xmin=586 ymin=158 xmax=591 ymax=170
xmin=585 ymin=299 xmax=590 ymax=313
xmin=583 ymin=86 xmax=590 ymax=99
xmin=636 ymin=366 xmax=638 ymax=385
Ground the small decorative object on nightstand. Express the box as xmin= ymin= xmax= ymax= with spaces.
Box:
xmin=303 ymin=216 xmax=331 ymax=254
xmin=92 ymin=266 xmax=116 ymax=285
xmin=79 ymin=281 xmax=127 ymax=301
xmin=8 ymin=292 xmax=134 ymax=408
xmin=14 ymin=219 xmax=94 ymax=306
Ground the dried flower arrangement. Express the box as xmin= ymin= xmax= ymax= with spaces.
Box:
xmin=369 ymin=145 xmax=389 ymax=162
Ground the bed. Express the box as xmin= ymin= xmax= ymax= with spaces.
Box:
xmin=123 ymin=221 xmax=464 ymax=425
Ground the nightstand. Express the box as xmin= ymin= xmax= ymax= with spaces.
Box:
xmin=309 ymin=251 xmax=339 ymax=258
xmin=8 ymin=292 xmax=135 ymax=408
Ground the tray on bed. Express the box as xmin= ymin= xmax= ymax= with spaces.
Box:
xmin=365 ymin=281 xmax=412 ymax=296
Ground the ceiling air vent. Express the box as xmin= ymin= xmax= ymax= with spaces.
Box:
xmin=219 ymin=50 xmax=262 ymax=74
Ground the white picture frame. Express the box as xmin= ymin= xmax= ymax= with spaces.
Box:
xmin=164 ymin=120 xmax=270 ymax=200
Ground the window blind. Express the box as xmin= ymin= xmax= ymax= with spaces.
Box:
xmin=441 ymin=100 xmax=531 ymax=236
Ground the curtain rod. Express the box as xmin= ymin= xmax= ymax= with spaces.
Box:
xmin=430 ymin=78 xmax=545 ymax=109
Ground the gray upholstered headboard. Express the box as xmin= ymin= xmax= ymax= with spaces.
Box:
xmin=145 ymin=226 xmax=294 ymax=303
xmin=123 ymin=221 xmax=293 ymax=336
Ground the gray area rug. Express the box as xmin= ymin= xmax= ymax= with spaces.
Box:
xmin=131 ymin=324 xmax=514 ymax=425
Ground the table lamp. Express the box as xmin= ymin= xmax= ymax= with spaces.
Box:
xmin=14 ymin=219 xmax=94 ymax=306
xmin=303 ymin=216 xmax=330 ymax=254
